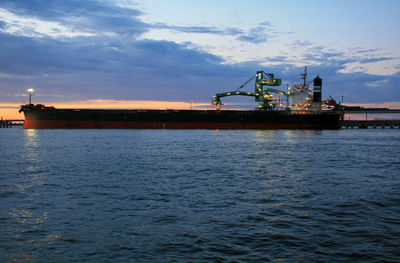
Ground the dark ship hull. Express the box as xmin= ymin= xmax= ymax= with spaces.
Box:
xmin=20 ymin=104 xmax=341 ymax=129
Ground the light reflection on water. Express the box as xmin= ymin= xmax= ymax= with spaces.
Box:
xmin=9 ymin=209 xmax=49 ymax=225
xmin=3 ymin=129 xmax=62 ymax=261
xmin=22 ymin=129 xmax=40 ymax=165
xmin=21 ymin=128 xmax=46 ymax=191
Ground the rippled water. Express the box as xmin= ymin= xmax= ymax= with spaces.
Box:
xmin=1 ymin=128 xmax=399 ymax=262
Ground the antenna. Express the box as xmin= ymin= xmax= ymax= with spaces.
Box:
xmin=300 ymin=66 xmax=307 ymax=86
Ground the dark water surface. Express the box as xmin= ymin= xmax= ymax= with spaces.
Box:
xmin=1 ymin=128 xmax=399 ymax=262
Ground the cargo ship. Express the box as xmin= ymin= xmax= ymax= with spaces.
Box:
xmin=19 ymin=68 xmax=342 ymax=129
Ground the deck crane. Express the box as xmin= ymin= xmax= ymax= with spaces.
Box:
xmin=211 ymin=71 xmax=291 ymax=110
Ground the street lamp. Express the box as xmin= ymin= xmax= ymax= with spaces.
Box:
xmin=28 ymin=88 xmax=34 ymax=104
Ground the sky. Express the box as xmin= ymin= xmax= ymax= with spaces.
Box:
xmin=1 ymin=0 xmax=400 ymax=119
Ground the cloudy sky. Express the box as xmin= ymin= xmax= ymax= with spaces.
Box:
xmin=1 ymin=0 xmax=400 ymax=117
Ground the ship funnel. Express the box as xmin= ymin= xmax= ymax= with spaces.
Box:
xmin=313 ymin=76 xmax=322 ymax=102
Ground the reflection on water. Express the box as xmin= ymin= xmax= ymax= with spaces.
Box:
xmin=284 ymin=129 xmax=323 ymax=137
xmin=24 ymin=129 xmax=39 ymax=146
xmin=23 ymin=129 xmax=40 ymax=163
xmin=250 ymin=130 xmax=323 ymax=212
xmin=22 ymin=129 xmax=45 ymax=189
xmin=1 ymin=129 xmax=399 ymax=262
xmin=9 ymin=209 xmax=49 ymax=225
xmin=3 ymin=129 xmax=60 ymax=261
xmin=253 ymin=129 xmax=277 ymax=138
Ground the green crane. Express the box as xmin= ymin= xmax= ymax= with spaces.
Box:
xmin=212 ymin=70 xmax=289 ymax=110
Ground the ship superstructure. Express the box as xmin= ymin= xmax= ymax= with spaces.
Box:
xmin=212 ymin=66 xmax=324 ymax=112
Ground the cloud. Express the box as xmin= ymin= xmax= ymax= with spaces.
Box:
xmin=0 ymin=29 xmax=251 ymax=102
xmin=290 ymin=40 xmax=313 ymax=47
xmin=366 ymin=79 xmax=389 ymax=88
xmin=0 ymin=0 xmax=146 ymax=37
xmin=151 ymin=23 xmax=227 ymax=35
xmin=236 ymin=26 xmax=271 ymax=43
xmin=236 ymin=22 xmax=274 ymax=44
xmin=151 ymin=21 xmax=274 ymax=44
xmin=267 ymin=56 xmax=292 ymax=63
xmin=359 ymin=57 xmax=394 ymax=64
xmin=0 ymin=0 xmax=399 ymax=108
xmin=259 ymin=21 xmax=272 ymax=27
xmin=354 ymin=48 xmax=381 ymax=54
xmin=0 ymin=8 xmax=95 ymax=38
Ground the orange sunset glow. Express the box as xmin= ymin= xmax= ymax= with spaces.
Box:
xmin=0 ymin=100 xmax=213 ymax=120
xmin=2 ymin=100 xmax=400 ymax=120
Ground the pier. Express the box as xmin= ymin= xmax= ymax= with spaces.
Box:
xmin=341 ymin=107 xmax=400 ymax=129
xmin=341 ymin=120 xmax=400 ymax=129
xmin=0 ymin=120 xmax=12 ymax=128
xmin=0 ymin=120 xmax=24 ymax=128
xmin=344 ymin=109 xmax=400 ymax=114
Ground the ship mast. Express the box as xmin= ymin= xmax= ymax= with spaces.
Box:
xmin=28 ymin=88 xmax=34 ymax=105
xmin=300 ymin=66 xmax=307 ymax=86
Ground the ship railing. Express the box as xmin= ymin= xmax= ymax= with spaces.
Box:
xmin=290 ymin=109 xmax=334 ymax=115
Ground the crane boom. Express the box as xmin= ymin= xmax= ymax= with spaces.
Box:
xmin=212 ymin=70 xmax=288 ymax=110
xmin=211 ymin=91 xmax=256 ymax=106
xmin=235 ymin=75 xmax=255 ymax=91
xmin=267 ymin=88 xmax=291 ymax=96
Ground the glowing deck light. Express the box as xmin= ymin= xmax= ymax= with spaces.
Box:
xmin=28 ymin=88 xmax=34 ymax=104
